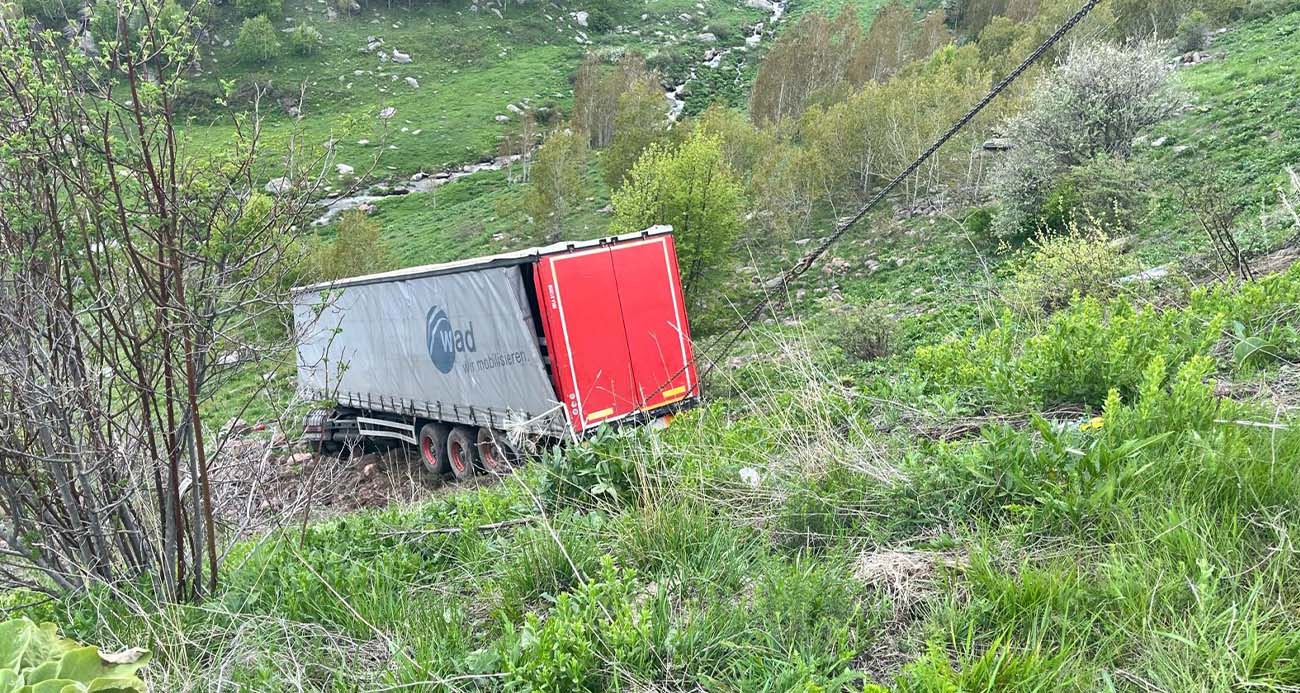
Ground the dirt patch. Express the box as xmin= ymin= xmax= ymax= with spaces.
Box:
xmin=208 ymin=438 xmax=452 ymax=536
xmin=850 ymin=548 xmax=967 ymax=683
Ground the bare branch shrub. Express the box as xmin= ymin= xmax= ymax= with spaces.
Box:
xmin=0 ymin=1 xmax=320 ymax=599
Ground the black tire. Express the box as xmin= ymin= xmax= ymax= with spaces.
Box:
xmin=446 ymin=426 xmax=479 ymax=482
xmin=418 ymin=423 xmax=452 ymax=477
xmin=476 ymin=427 xmax=518 ymax=475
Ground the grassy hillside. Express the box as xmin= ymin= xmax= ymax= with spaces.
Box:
xmin=13 ymin=4 xmax=1296 ymax=690
xmin=186 ymin=0 xmax=766 ymax=181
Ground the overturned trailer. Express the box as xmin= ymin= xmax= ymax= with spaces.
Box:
xmin=292 ymin=226 xmax=700 ymax=479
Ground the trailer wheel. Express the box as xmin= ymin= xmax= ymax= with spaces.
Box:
xmin=446 ymin=426 xmax=479 ymax=481
xmin=418 ymin=423 xmax=452 ymax=477
xmin=476 ymin=427 xmax=518 ymax=475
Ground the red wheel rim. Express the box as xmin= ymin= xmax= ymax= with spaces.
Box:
xmin=482 ymin=442 xmax=502 ymax=472
xmin=421 ymin=435 xmax=435 ymax=466
xmin=449 ymin=441 xmax=465 ymax=474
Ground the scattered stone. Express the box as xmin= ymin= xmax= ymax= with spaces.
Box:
xmin=391 ymin=49 xmax=412 ymax=64
xmin=357 ymin=138 xmax=370 ymax=145
xmin=405 ymin=76 xmax=419 ymax=88
xmin=506 ymin=103 xmax=523 ymax=114
xmin=264 ymin=177 xmax=292 ymax=194
xmin=336 ymin=163 xmax=355 ymax=176
xmin=575 ymin=10 xmax=589 ymax=26
xmin=411 ymin=171 xmax=428 ymax=181
xmin=697 ymin=32 xmax=717 ymax=42
xmin=1150 ymin=135 xmax=1169 ymax=147
xmin=822 ymin=257 xmax=851 ymax=275
xmin=738 ymin=467 xmax=761 ymax=487
xmin=379 ymin=106 xmax=396 ymax=119
xmin=495 ymin=114 xmax=511 ymax=122
xmin=361 ymin=463 xmax=379 ymax=478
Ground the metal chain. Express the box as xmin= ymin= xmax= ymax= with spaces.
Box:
xmin=695 ymin=0 xmax=1105 ymax=381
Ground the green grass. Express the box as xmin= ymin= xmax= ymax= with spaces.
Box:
xmin=13 ymin=5 xmax=1300 ymax=692
xmin=183 ymin=0 xmax=765 ymax=183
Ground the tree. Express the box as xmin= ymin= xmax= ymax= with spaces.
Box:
xmin=315 ymin=211 xmax=396 ymax=280
xmin=236 ymin=15 xmax=281 ymax=64
xmin=0 ymin=1 xmax=318 ymax=600
xmin=602 ymin=77 xmax=670 ymax=190
xmin=610 ymin=132 xmax=745 ymax=314
xmin=236 ymin=0 xmax=282 ymax=19
xmin=572 ymin=52 xmax=661 ymax=149
xmin=527 ymin=128 xmax=588 ymax=242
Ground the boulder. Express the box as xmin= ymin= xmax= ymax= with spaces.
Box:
xmin=264 ymin=177 xmax=292 ymax=194
xmin=575 ymin=10 xmax=589 ymax=26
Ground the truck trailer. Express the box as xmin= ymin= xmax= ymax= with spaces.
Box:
xmin=292 ymin=226 xmax=700 ymax=480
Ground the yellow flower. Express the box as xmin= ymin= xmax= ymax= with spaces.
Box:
xmin=1080 ymin=416 xmax=1105 ymax=431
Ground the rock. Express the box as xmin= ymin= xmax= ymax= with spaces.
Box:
xmin=357 ymin=138 xmax=370 ymax=145
xmin=411 ymin=171 xmax=428 ymax=182
xmin=575 ymin=10 xmax=588 ymax=26
xmin=361 ymin=463 xmax=379 ymax=478
xmin=678 ymin=13 xmax=692 ymax=21
xmin=405 ymin=76 xmax=419 ymax=88
xmin=264 ymin=177 xmax=292 ymax=194
xmin=379 ymin=107 xmax=396 ymax=119
xmin=506 ymin=103 xmax=523 ymax=114
xmin=745 ymin=0 xmax=777 ymax=11
xmin=1121 ymin=265 xmax=1171 ymax=283
xmin=822 ymin=257 xmax=851 ymax=275
xmin=745 ymin=33 xmax=762 ymax=47
xmin=697 ymin=32 xmax=717 ymax=42
xmin=738 ymin=467 xmax=761 ymax=487
xmin=495 ymin=114 xmax=511 ymax=122
xmin=864 ymin=259 xmax=881 ymax=273
xmin=1150 ymin=135 xmax=1169 ymax=147
xmin=286 ymin=105 xmax=301 ymax=118
xmin=982 ymin=137 xmax=1014 ymax=151
xmin=391 ymin=49 xmax=412 ymax=64
xmin=288 ymin=451 xmax=314 ymax=465
xmin=1172 ymin=145 xmax=1191 ymax=156
xmin=336 ymin=163 xmax=355 ymax=176
xmin=327 ymin=7 xmax=338 ymax=20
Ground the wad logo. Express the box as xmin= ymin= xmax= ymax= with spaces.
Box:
xmin=425 ymin=305 xmax=475 ymax=373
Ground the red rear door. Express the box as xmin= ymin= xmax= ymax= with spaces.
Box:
xmin=608 ymin=235 xmax=696 ymax=410
xmin=535 ymin=247 xmax=638 ymax=431
xmin=534 ymin=234 xmax=698 ymax=433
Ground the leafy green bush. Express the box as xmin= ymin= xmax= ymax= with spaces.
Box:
xmin=990 ymin=41 xmax=1177 ymax=238
xmin=916 ymin=263 xmax=1300 ymax=411
xmin=0 ymin=617 xmax=149 ymax=692
xmin=493 ymin=558 xmax=659 ymax=691
xmin=235 ymin=15 xmax=281 ymax=65
xmin=287 ymin=23 xmax=323 ymax=56
xmin=235 ymin=0 xmax=281 ymax=19
xmin=1178 ymin=9 xmax=1211 ymax=51
xmin=537 ymin=428 xmax=652 ymax=510
xmin=834 ymin=302 xmax=897 ymax=361
xmin=1008 ymin=224 xmax=1138 ymax=313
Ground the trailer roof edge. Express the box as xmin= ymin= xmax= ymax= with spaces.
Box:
xmin=291 ymin=225 xmax=673 ymax=293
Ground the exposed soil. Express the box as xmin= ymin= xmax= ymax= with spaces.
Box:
xmin=208 ymin=437 xmax=462 ymax=536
